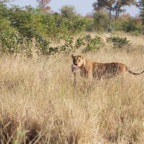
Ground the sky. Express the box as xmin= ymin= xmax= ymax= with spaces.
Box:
xmin=9 ymin=0 xmax=139 ymax=17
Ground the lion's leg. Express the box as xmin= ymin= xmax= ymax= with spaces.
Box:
xmin=87 ymin=69 xmax=93 ymax=81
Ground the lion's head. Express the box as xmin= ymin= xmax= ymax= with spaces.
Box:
xmin=71 ymin=54 xmax=85 ymax=74
xmin=71 ymin=54 xmax=84 ymax=67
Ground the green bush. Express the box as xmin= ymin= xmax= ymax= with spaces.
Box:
xmin=58 ymin=34 xmax=74 ymax=54
xmin=35 ymin=34 xmax=51 ymax=55
xmin=0 ymin=3 xmax=143 ymax=56
xmin=83 ymin=36 xmax=103 ymax=53
xmin=107 ymin=36 xmax=131 ymax=48
xmin=122 ymin=18 xmax=141 ymax=33
xmin=0 ymin=31 xmax=24 ymax=53
xmin=93 ymin=11 xmax=109 ymax=31
xmin=75 ymin=37 xmax=85 ymax=49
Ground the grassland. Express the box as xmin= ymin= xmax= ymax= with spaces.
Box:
xmin=0 ymin=32 xmax=144 ymax=144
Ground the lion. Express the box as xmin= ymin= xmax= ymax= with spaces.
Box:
xmin=71 ymin=54 xmax=144 ymax=80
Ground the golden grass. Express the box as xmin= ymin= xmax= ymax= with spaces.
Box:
xmin=0 ymin=33 xmax=144 ymax=144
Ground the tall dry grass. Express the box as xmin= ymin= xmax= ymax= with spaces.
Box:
xmin=0 ymin=33 xmax=144 ymax=144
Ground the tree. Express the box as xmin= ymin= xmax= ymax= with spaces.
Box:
xmin=137 ymin=0 xmax=144 ymax=24
xmin=92 ymin=0 xmax=136 ymax=31
xmin=60 ymin=5 xmax=77 ymax=19
xmin=0 ymin=3 xmax=15 ymax=32
xmin=92 ymin=0 xmax=115 ymax=31
xmin=93 ymin=10 xmax=109 ymax=31
xmin=37 ymin=0 xmax=51 ymax=12
xmin=114 ymin=0 xmax=136 ymax=17
xmin=92 ymin=0 xmax=136 ymax=17
xmin=93 ymin=0 xmax=115 ymax=14
xmin=93 ymin=0 xmax=109 ymax=11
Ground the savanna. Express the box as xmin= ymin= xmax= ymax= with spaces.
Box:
xmin=0 ymin=32 xmax=144 ymax=144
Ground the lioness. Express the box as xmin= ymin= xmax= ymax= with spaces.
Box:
xmin=71 ymin=54 xmax=144 ymax=80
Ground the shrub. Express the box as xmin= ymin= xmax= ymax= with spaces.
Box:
xmin=83 ymin=36 xmax=103 ymax=53
xmin=59 ymin=34 xmax=74 ymax=54
xmin=0 ymin=31 xmax=24 ymax=53
xmin=122 ymin=18 xmax=142 ymax=34
xmin=93 ymin=11 xmax=109 ymax=31
xmin=75 ymin=37 xmax=85 ymax=49
xmin=34 ymin=34 xmax=50 ymax=55
xmin=107 ymin=36 xmax=131 ymax=48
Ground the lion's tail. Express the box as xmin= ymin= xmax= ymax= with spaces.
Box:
xmin=127 ymin=68 xmax=144 ymax=75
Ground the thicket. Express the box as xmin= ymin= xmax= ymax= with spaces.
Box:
xmin=0 ymin=3 xmax=143 ymax=56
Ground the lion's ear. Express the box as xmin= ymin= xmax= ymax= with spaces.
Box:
xmin=71 ymin=54 xmax=75 ymax=59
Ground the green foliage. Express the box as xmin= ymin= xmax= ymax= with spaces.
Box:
xmin=0 ymin=3 xmax=16 ymax=31
xmin=107 ymin=36 xmax=131 ymax=48
xmin=59 ymin=34 xmax=74 ymax=54
xmin=0 ymin=31 xmax=23 ymax=53
xmin=93 ymin=11 xmax=109 ymax=31
xmin=60 ymin=5 xmax=77 ymax=19
xmin=122 ymin=18 xmax=141 ymax=33
xmin=9 ymin=6 xmax=46 ymax=38
xmin=137 ymin=0 xmax=144 ymax=24
xmin=83 ymin=36 xmax=103 ymax=52
xmin=35 ymin=34 xmax=51 ymax=55
xmin=0 ymin=2 xmax=143 ymax=56
xmin=0 ymin=17 xmax=15 ymax=32
xmin=92 ymin=0 xmax=136 ymax=17
xmin=112 ymin=18 xmax=123 ymax=31
xmin=75 ymin=37 xmax=85 ymax=49
xmin=0 ymin=3 xmax=10 ymax=17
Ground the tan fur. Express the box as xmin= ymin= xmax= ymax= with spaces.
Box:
xmin=71 ymin=54 xmax=144 ymax=80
